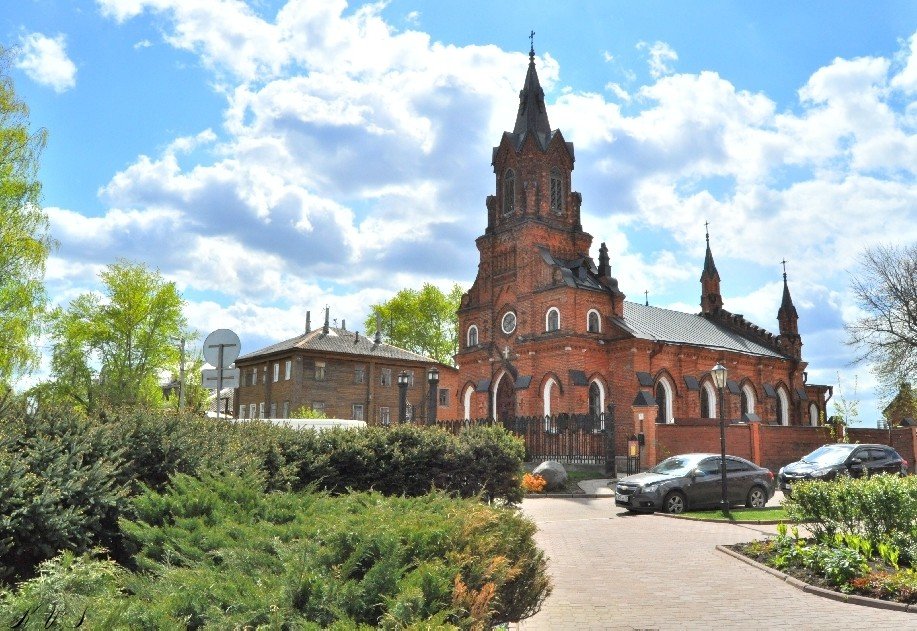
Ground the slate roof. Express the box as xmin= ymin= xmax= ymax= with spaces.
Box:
xmin=237 ymin=327 xmax=436 ymax=364
xmin=536 ymin=247 xmax=604 ymax=290
xmin=617 ymin=302 xmax=786 ymax=359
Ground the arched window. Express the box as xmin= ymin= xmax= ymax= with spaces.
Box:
xmin=741 ymin=383 xmax=756 ymax=417
xmin=503 ymin=169 xmax=515 ymax=216
xmin=701 ymin=381 xmax=717 ymax=419
xmin=776 ymin=387 xmax=790 ymax=425
xmin=550 ymin=168 xmax=563 ymax=214
xmin=587 ymin=309 xmax=601 ymax=333
xmin=543 ymin=377 xmax=559 ymax=428
xmin=466 ymin=324 xmax=478 ymax=348
xmin=463 ymin=385 xmax=474 ymax=421
xmin=655 ymin=378 xmax=674 ymax=424
xmin=809 ymin=403 xmax=819 ymax=426
xmin=546 ymin=307 xmax=560 ymax=332
xmin=588 ymin=380 xmax=605 ymax=418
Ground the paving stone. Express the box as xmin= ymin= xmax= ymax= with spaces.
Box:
xmin=511 ymin=496 xmax=914 ymax=630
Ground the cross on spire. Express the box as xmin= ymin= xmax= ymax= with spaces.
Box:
xmin=781 ymin=259 xmax=788 ymax=280
xmin=704 ymin=220 xmax=710 ymax=243
xmin=529 ymin=30 xmax=535 ymax=57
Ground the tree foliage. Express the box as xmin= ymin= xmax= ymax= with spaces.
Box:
xmin=365 ymin=283 xmax=463 ymax=364
xmin=847 ymin=243 xmax=917 ymax=397
xmin=0 ymin=48 xmax=53 ymax=383
xmin=47 ymin=260 xmax=186 ymax=411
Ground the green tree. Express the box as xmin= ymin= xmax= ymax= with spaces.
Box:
xmin=289 ymin=405 xmax=327 ymax=419
xmin=846 ymin=243 xmax=917 ymax=398
xmin=47 ymin=260 xmax=186 ymax=411
xmin=364 ymin=283 xmax=463 ymax=364
xmin=0 ymin=49 xmax=53 ymax=384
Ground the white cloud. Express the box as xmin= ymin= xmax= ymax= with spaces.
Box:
xmin=15 ymin=32 xmax=77 ymax=93
xmin=133 ymin=39 xmax=152 ymax=49
xmin=637 ymin=40 xmax=678 ymax=79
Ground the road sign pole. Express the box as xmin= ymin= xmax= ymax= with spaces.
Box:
xmin=217 ymin=345 xmax=224 ymax=420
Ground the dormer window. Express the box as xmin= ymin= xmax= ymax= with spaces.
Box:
xmin=550 ymin=168 xmax=563 ymax=214
xmin=503 ymin=169 xmax=515 ymax=216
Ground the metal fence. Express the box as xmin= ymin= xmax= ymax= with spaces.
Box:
xmin=436 ymin=413 xmax=611 ymax=465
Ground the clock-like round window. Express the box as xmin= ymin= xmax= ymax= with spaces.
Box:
xmin=501 ymin=311 xmax=517 ymax=335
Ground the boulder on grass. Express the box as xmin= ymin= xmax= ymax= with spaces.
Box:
xmin=533 ymin=460 xmax=568 ymax=492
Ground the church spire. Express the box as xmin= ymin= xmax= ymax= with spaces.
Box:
xmin=778 ymin=260 xmax=799 ymax=336
xmin=700 ymin=222 xmax=723 ymax=314
xmin=513 ymin=33 xmax=552 ymax=137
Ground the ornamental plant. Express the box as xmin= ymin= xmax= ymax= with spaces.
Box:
xmin=521 ymin=473 xmax=547 ymax=493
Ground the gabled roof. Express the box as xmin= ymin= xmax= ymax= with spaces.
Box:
xmin=536 ymin=246 xmax=604 ymax=290
xmin=237 ymin=327 xmax=436 ymax=364
xmin=616 ymin=302 xmax=786 ymax=359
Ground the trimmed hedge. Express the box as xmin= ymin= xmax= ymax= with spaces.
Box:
xmin=0 ymin=410 xmax=526 ymax=583
xmin=0 ymin=474 xmax=551 ymax=628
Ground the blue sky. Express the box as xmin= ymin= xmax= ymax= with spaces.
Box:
xmin=4 ymin=1 xmax=917 ymax=424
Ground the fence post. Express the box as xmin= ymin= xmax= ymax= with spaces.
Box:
xmin=604 ymin=404 xmax=617 ymax=477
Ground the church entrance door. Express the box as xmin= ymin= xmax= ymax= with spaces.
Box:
xmin=495 ymin=374 xmax=516 ymax=421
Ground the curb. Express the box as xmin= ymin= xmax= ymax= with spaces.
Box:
xmin=715 ymin=545 xmax=915 ymax=613
xmin=525 ymin=493 xmax=616 ymax=499
xmin=657 ymin=513 xmax=789 ymax=525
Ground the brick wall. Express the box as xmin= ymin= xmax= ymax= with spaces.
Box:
xmin=655 ymin=423 xmax=754 ymax=462
xmin=757 ymin=424 xmax=833 ymax=472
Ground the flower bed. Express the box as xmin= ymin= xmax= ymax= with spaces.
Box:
xmin=733 ymin=474 xmax=917 ymax=604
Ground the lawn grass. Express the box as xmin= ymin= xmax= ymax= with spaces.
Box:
xmin=677 ymin=506 xmax=790 ymax=522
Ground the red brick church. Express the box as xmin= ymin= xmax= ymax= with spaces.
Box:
xmin=451 ymin=45 xmax=831 ymax=436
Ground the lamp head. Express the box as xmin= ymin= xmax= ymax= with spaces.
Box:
xmin=427 ymin=366 xmax=440 ymax=383
xmin=711 ymin=362 xmax=728 ymax=389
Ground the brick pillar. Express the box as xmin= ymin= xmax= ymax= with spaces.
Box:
xmin=748 ymin=420 xmax=762 ymax=466
xmin=910 ymin=427 xmax=917 ymax=474
xmin=631 ymin=401 xmax=659 ymax=469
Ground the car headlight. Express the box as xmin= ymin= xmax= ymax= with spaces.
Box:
xmin=811 ymin=467 xmax=833 ymax=477
xmin=641 ymin=482 xmax=663 ymax=493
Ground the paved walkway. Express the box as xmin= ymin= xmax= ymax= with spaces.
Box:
xmin=512 ymin=492 xmax=913 ymax=630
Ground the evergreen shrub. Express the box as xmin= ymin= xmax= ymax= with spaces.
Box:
xmin=0 ymin=474 xmax=552 ymax=628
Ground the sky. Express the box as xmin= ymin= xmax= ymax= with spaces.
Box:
xmin=4 ymin=0 xmax=917 ymax=425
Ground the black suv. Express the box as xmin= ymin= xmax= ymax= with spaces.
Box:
xmin=778 ymin=443 xmax=908 ymax=494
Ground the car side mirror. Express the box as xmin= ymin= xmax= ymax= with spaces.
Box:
xmin=849 ymin=457 xmax=863 ymax=466
xmin=691 ymin=468 xmax=702 ymax=478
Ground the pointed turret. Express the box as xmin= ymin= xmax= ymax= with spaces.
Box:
xmin=700 ymin=225 xmax=723 ymax=314
xmin=778 ymin=268 xmax=799 ymax=337
xmin=777 ymin=261 xmax=802 ymax=359
xmin=513 ymin=43 xmax=552 ymax=138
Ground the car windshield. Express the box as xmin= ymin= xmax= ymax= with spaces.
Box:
xmin=801 ymin=444 xmax=857 ymax=466
xmin=649 ymin=455 xmax=705 ymax=476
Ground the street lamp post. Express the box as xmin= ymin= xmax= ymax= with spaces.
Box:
xmin=397 ymin=371 xmax=410 ymax=424
xmin=712 ymin=362 xmax=729 ymax=512
xmin=426 ymin=366 xmax=440 ymax=425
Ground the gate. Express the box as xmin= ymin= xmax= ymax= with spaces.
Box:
xmin=437 ymin=412 xmax=616 ymax=469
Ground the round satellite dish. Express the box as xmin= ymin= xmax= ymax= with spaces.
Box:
xmin=203 ymin=329 xmax=241 ymax=367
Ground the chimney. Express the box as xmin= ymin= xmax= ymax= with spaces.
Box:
xmin=305 ymin=311 xmax=311 ymax=333
xmin=374 ymin=313 xmax=382 ymax=344
xmin=342 ymin=319 xmax=346 ymax=331
xmin=355 ymin=330 xmax=360 ymax=344
xmin=323 ymin=307 xmax=330 ymax=334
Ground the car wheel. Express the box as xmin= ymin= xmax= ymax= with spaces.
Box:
xmin=663 ymin=491 xmax=686 ymax=514
xmin=746 ymin=486 xmax=767 ymax=508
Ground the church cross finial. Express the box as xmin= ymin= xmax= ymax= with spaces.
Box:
xmin=704 ymin=220 xmax=710 ymax=243
xmin=644 ymin=290 xmax=649 ymax=306
xmin=529 ymin=30 xmax=535 ymax=58
xmin=781 ymin=259 xmax=788 ymax=281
